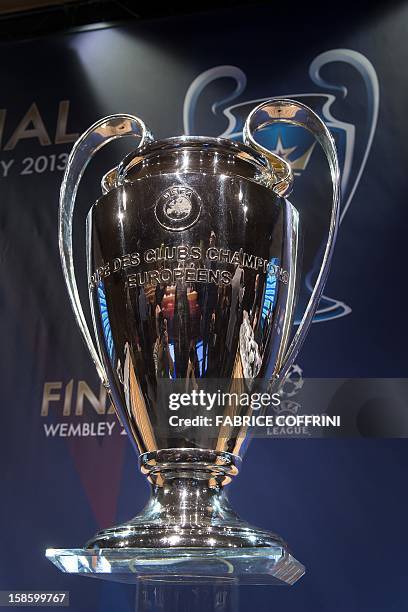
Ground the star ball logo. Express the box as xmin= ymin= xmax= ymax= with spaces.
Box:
xmin=183 ymin=49 xmax=380 ymax=324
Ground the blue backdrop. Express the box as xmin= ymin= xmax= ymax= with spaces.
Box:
xmin=1 ymin=2 xmax=408 ymax=610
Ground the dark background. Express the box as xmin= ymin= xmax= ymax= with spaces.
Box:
xmin=0 ymin=1 xmax=407 ymax=610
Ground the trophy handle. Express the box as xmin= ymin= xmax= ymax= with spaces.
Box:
xmin=243 ymin=99 xmax=340 ymax=381
xmin=59 ymin=114 xmax=154 ymax=387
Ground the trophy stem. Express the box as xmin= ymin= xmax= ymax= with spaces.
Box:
xmin=85 ymin=449 xmax=285 ymax=550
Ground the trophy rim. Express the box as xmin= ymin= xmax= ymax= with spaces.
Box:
xmin=98 ymin=135 xmax=274 ymax=195
xmin=135 ymin=135 xmax=271 ymax=167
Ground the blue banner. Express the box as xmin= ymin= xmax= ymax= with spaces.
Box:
xmin=1 ymin=4 xmax=408 ymax=611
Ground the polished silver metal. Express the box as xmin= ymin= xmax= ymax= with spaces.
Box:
xmin=53 ymin=99 xmax=340 ymax=581
xmin=243 ymin=99 xmax=340 ymax=380
xmin=59 ymin=114 xmax=154 ymax=387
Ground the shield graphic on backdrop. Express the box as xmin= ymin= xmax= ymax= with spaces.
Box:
xmin=183 ymin=49 xmax=379 ymax=324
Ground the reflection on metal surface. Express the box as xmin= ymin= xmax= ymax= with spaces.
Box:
xmin=55 ymin=99 xmax=339 ymax=578
xmin=88 ymin=136 xmax=295 ymax=458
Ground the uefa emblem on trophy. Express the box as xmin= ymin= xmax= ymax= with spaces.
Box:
xmin=47 ymin=99 xmax=340 ymax=584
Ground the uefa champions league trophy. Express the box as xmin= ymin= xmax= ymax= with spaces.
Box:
xmin=46 ymin=99 xmax=339 ymax=584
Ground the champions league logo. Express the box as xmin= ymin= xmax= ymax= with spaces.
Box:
xmin=183 ymin=49 xmax=379 ymax=324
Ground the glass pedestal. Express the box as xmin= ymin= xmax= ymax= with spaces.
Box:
xmin=46 ymin=546 xmax=304 ymax=585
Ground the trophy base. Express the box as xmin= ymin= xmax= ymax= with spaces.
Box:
xmin=45 ymin=546 xmax=304 ymax=585
xmin=46 ymin=451 xmax=305 ymax=584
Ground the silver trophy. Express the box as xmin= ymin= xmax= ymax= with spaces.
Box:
xmin=47 ymin=100 xmax=339 ymax=584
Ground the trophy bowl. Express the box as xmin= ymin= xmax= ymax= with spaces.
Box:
xmin=46 ymin=100 xmax=339 ymax=584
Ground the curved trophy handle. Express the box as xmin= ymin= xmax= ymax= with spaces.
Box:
xmin=59 ymin=114 xmax=154 ymax=387
xmin=243 ymin=99 xmax=340 ymax=381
